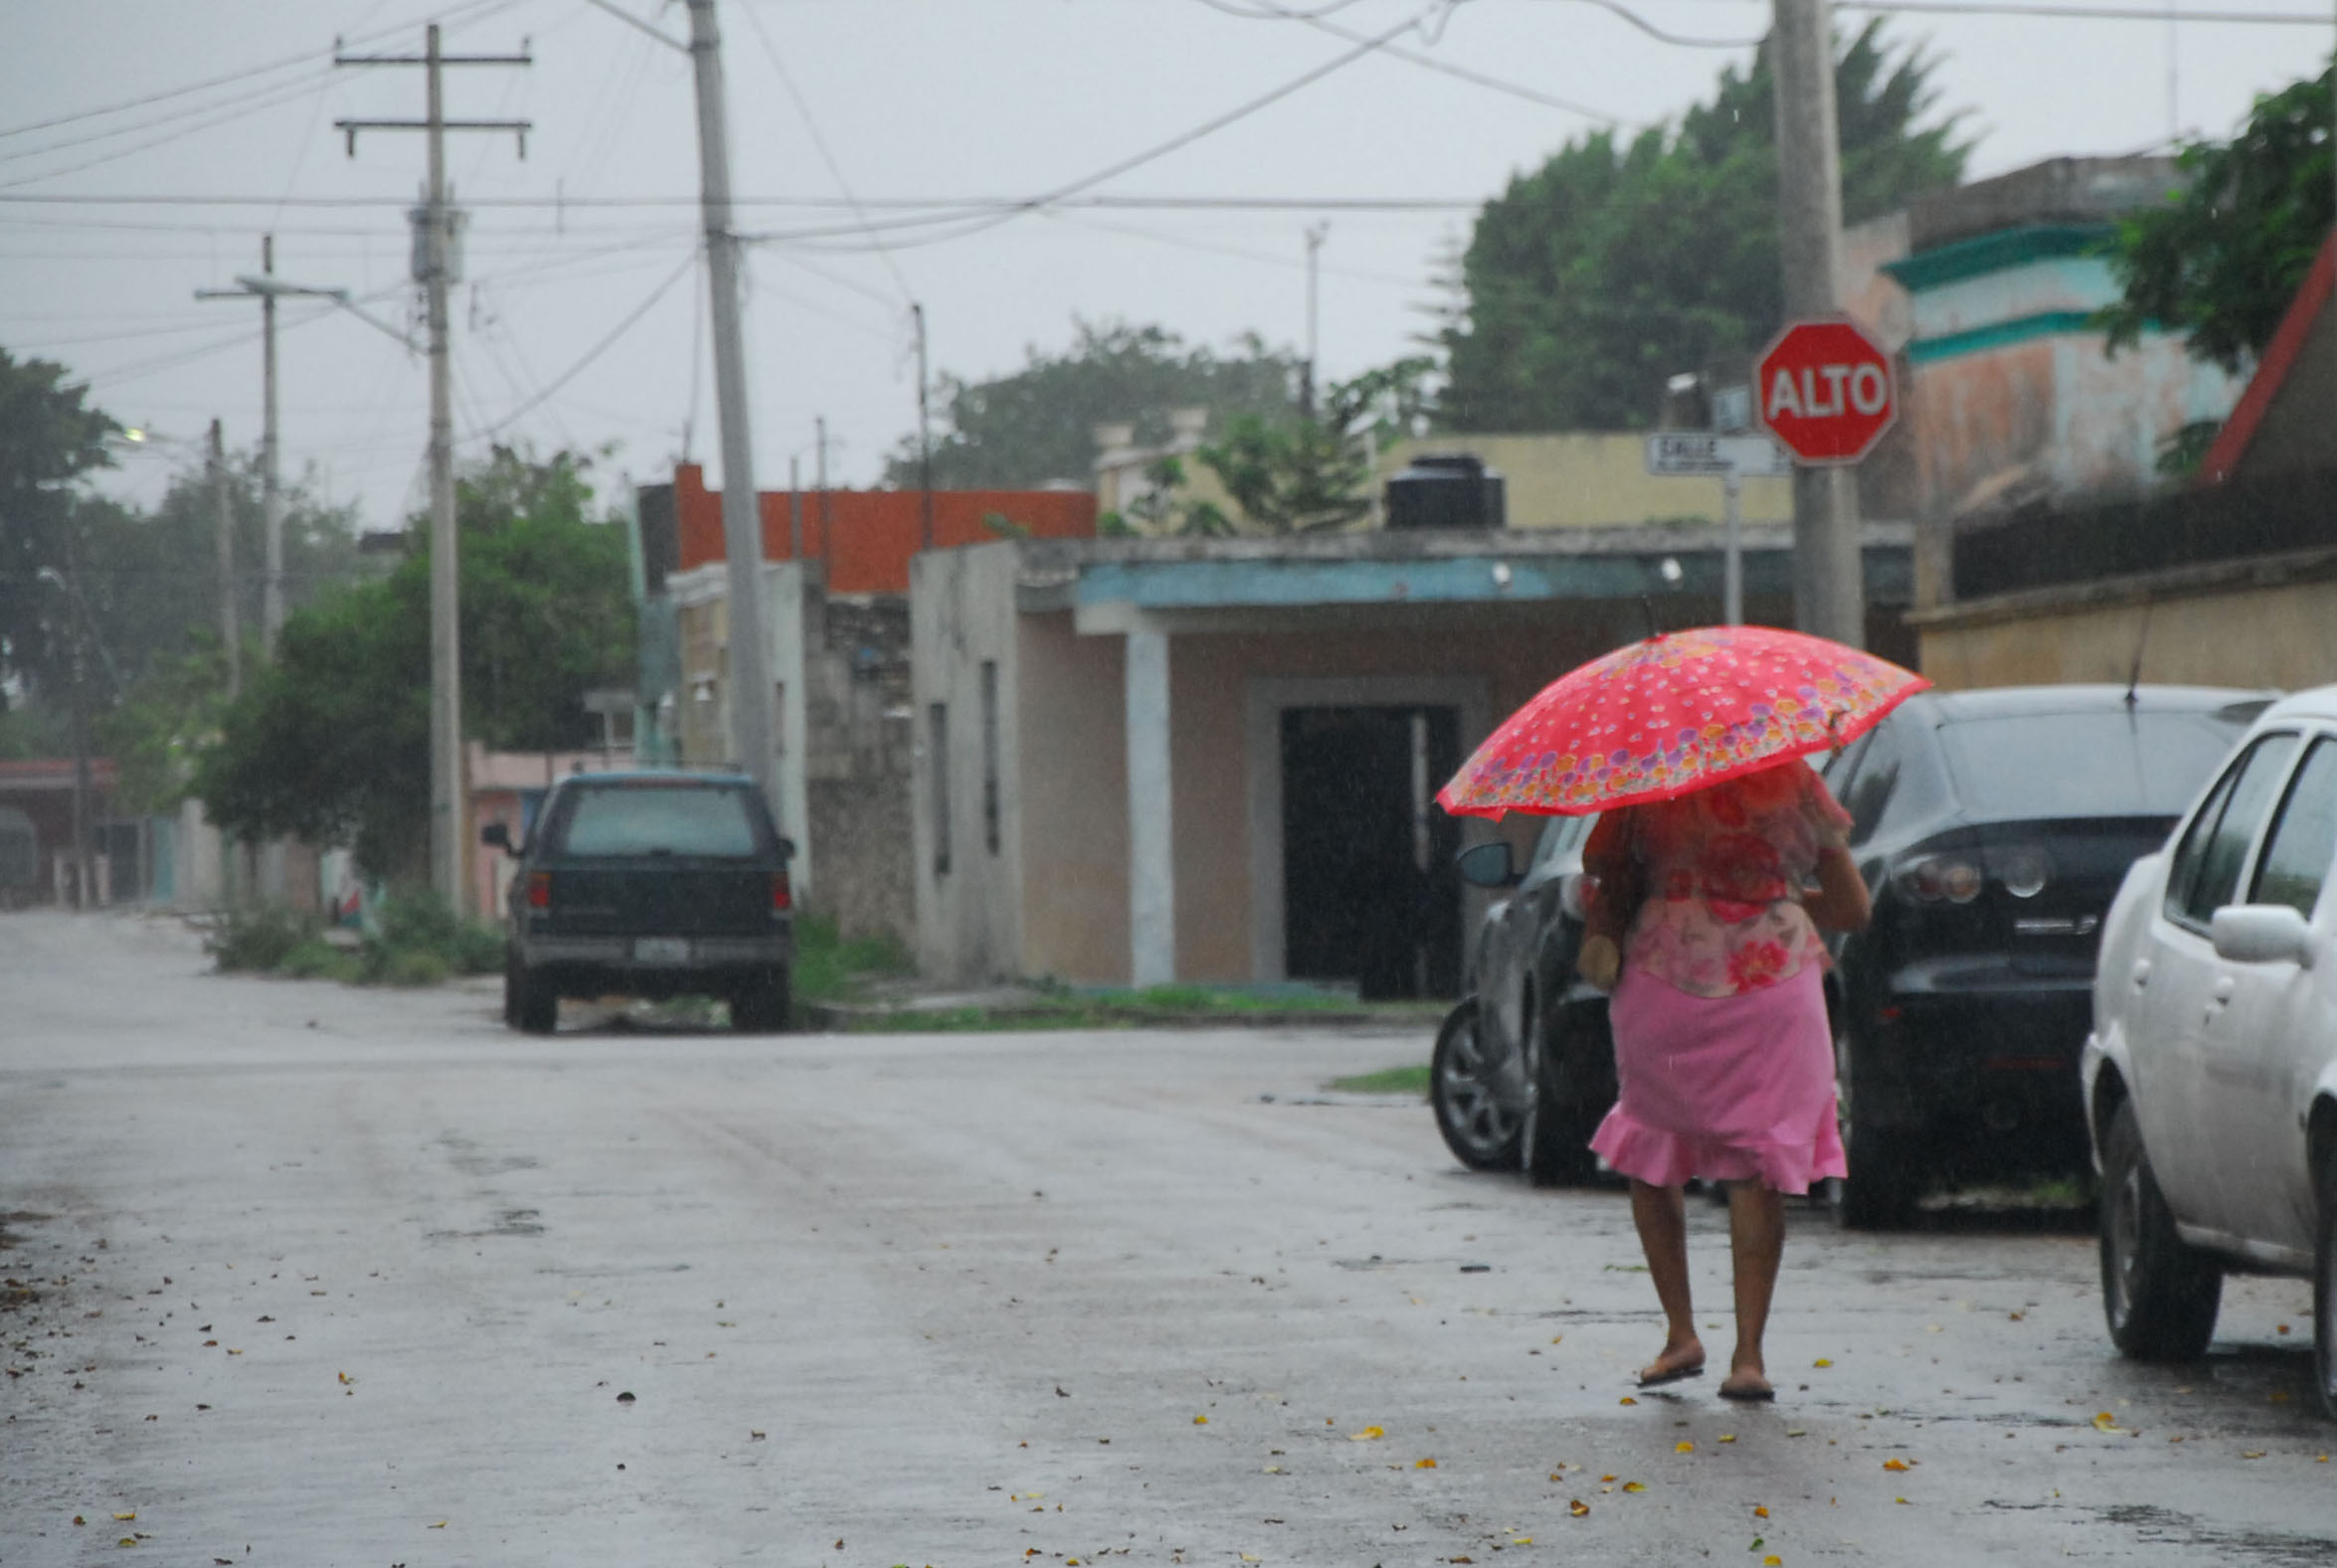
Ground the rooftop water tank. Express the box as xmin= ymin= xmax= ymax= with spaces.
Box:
xmin=1384 ymin=452 xmax=1507 ymax=531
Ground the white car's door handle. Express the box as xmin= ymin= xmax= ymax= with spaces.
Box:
xmin=2130 ymin=959 xmax=2152 ymax=988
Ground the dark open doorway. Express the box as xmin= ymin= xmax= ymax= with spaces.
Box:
xmin=1280 ymin=704 xmax=1463 ymax=1000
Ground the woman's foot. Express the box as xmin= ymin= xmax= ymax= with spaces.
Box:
xmin=1717 ymin=1365 xmax=1774 ymax=1402
xmin=1636 ymin=1339 xmax=1706 ymax=1387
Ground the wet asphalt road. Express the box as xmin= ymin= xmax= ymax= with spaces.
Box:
xmin=2 ymin=910 xmax=2333 ymax=1567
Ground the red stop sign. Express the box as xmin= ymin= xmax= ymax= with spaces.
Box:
xmin=1756 ymin=317 xmax=1896 ymax=464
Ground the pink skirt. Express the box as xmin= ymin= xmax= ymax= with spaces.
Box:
xmin=1588 ymin=960 xmax=1846 ymax=1195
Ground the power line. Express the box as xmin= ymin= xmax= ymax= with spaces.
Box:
xmin=461 ymin=249 xmax=698 ymax=443
xmin=0 ymin=191 xmax=1490 ymax=211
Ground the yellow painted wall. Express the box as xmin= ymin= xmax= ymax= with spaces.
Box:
xmin=1915 ymin=578 xmax=2337 ymax=694
xmin=1378 ymin=434 xmax=1795 ymax=530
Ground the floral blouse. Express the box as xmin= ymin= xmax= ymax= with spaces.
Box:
xmin=1583 ymin=757 xmax=1854 ymax=999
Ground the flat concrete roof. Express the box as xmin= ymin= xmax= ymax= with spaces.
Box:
xmin=1004 ymin=522 xmax=1914 ymax=617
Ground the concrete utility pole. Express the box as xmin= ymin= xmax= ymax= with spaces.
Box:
xmin=682 ymin=0 xmax=781 ymax=812
xmin=913 ymin=301 xmax=935 ymax=553
xmin=1301 ymin=222 xmax=1329 ymax=421
xmin=814 ymin=415 xmax=831 ymax=560
xmin=208 ymin=420 xmax=242 ymax=700
xmin=1770 ymin=0 xmax=1868 ymax=649
xmin=335 ymin=26 xmax=530 ymax=908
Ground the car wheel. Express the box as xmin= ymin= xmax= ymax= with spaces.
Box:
xmin=1432 ymin=998 xmax=1523 ymax=1171
xmin=2099 ymin=1099 xmax=2222 ymax=1360
xmin=1833 ymin=1019 xmax=1920 ymax=1230
xmin=511 ymin=963 xmax=558 ymax=1036
xmin=732 ymin=967 xmax=793 ymax=1034
xmin=1524 ymin=987 xmax=1603 ymax=1187
xmin=2313 ymin=1133 xmax=2337 ymax=1419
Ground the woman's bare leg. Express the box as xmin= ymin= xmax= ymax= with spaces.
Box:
xmin=1628 ymin=1180 xmax=1703 ymax=1380
xmin=1722 ymin=1181 xmax=1786 ymax=1396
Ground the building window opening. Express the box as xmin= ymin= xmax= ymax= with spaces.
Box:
xmin=980 ymin=660 xmax=1000 ymax=856
xmin=929 ymin=701 xmax=952 ymax=878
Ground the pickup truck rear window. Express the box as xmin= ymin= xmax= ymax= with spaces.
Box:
xmin=556 ymin=785 xmax=760 ymax=858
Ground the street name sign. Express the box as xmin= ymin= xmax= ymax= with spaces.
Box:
xmin=1755 ymin=317 xmax=1897 ymax=464
xmin=1643 ymin=432 xmax=1793 ymax=478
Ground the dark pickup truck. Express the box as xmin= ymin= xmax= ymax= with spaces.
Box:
xmin=484 ymin=771 xmax=797 ymax=1034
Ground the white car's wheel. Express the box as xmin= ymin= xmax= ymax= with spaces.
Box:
xmin=2099 ymin=1100 xmax=2222 ymax=1360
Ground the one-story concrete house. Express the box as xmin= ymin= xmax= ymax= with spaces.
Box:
xmin=910 ymin=525 xmax=1913 ymax=994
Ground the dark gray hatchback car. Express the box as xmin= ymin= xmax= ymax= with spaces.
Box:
xmin=485 ymin=771 xmax=796 ymax=1034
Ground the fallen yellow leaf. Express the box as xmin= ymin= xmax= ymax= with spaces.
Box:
xmin=117 ymin=1538 xmax=137 ymax=1548
xmin=1812 ymin=1358 xmax=1833 ymax=1368
xmin=1753 ymin=1505 xmax=1770 ymax=1518
xmin=1675 ymin=1441 xmax=1695 ymax=1454
xmin=1764 ymin=1557 xmax=1782 ymax=1566
xmin=1718 ymin=1434 xmax=1737 ymax=1443
xmin=2243 ymin=1451 xmax=2266 ymax=1460
xmin=1568 ymin=1499 xmax=1590 ymax=1517
xmin=1415 ymin=1457 xmax=1438 ymax=1469
xmin=1512 ymin=1538 xmax=1533 ymax=1546
xmin=1894 ymin=1496 xmax=1909 ymax=1505
xmin=1619 ymin=1396 xmax=1638 ymax=1406
xmin=1350 ymin=1425 xmax=1383 ymax=1441
xmin=112 ymin=1512 xmax=135 ymax=1522
xmin=2277 ymin=1323 xmax=2292 ymax=1334
xmin=1263 ymin=1465 xmax=1282 ymax=1474
xmin=1883 ymin=1459 xmax=1909 ymax=1473
xmin=1192 ymin=1415 xmax=1208 ymax=1425
xmin=1599 ymin=1474 xmax=1618 ymax=1482
xmin=1623 ymin=1481 xmax=1647 ymax=1493
xmin=1550 ymin=1335 xmax=1563 ymax=1344
xmin=429 ymin=1521 xmax=448 ymax=1529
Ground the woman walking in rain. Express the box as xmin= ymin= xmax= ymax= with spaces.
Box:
xmin=1576 ymin=756 xmax=1870 ymax=1401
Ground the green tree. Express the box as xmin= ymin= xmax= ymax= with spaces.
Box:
xmin=887 ymin=319 xmax=1303 ymax=489
xmin=0 ymin=348 xmax=119 ymax=706
xmin=2097 ymin=64 xmax=2334 ymax=376
xmin=1192 ymin=360 xmax=1436 ymax=534
xmin=1440 ymin=22 xmax=1967 ymax=433
xmin=194 ymin=446 xmax=638 ymax=879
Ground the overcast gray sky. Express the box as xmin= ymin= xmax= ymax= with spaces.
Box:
xmin=2 ymin=0 xmax=2325 ymax=533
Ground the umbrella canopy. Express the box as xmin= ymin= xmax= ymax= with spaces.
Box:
xmin=1437 ymin=624 xmax=1928 ymax=818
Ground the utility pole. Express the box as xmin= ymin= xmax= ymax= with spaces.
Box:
xmin=913 ymin=302 xmax=935 ymax=553
xmin=199 ymin=237 xmax=347 ymax=903
xmin=208 ymin=420 xmax=242 ymax=699
xmin=814 ymin=415 xmax=831 ymax=560
xmin=1301 ymin=222 xmax=1329 ymax=420
xmin=681 ymin=0 xmax=781 ymax=813
xmin=335 ymin=26 xmax=530 ymax=909
xmin=197 ymin=237 xmax=345 ymax=648
xmin=1771 ymin=0 xmax=1867 ymax=649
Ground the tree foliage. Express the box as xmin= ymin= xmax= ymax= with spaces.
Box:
xmin=887 ymin=319 xmax=1304 ymax=489
xmin=1195 ymin=359 xmax=1438 ymax=534
xmin=1440 ymin=22 xmax=1967 ymax=433
xmin=2098 ymin=64 xmax=2334 ymax=375
xmin=0 ymin=348 xmax=118 ymax=704
xmin=194 ymin=447 xmax=637 ymax=879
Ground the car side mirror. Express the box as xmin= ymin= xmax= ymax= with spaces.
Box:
xmin=1455 ymin=840 xmax=1521 ymax=889
xmin=2210 ymin=904 xmax=2315 ymax=967
xmin=480 ymin=821 xmax=514 ymax=854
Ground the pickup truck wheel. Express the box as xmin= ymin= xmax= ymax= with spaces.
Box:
xmin=2100 ymin=1099 xmax=2221 ymax=1360
xmin=1833 ymin=1020 xmax=1920 ymax=1230
xmin=731 ymin=968 xmax=793 ymax=1033
xmin=2313 ymin=1134 xmax=2337 ymax=1419
xmin=511 ymin=963 xmax=558 ymax=1035
xmin=1432 ymin=998 xmax=1523 ymax=1171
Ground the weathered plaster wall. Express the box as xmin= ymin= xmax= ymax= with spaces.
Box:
xmin=1013 ymin=610 xmax=1130 ymax=986
xmin=911 ymin=544 xmax=1028 ymax=985
xmin=1915 ymin=574 xmax=2337 ymax=693
xmin=1376 ymin=435 xmax=1794 ymax=531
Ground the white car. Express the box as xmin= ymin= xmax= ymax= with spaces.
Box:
xmin=2083 ymin=686 xmax=2337 ymax=1416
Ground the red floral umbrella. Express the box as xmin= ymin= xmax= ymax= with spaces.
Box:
xmin=1437 ymin=624 xmax=1928 ymax=818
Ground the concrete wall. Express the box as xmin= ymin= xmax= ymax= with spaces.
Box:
xmin=1914 ymin=570 xmax=2337 ymax=694
xmin=911 ymin=544 xmax=1028 ymax=984
xmin=1376 ymin=434 xmax=1795 ymax=531
xmin=1013 ymin=610 xmax=1131 ymax=985
xmin=804 ymin=594 xmax=916 ymax=947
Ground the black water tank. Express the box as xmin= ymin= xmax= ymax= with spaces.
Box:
xmin=1384 ymin=452 xmax=1507 ymax=531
